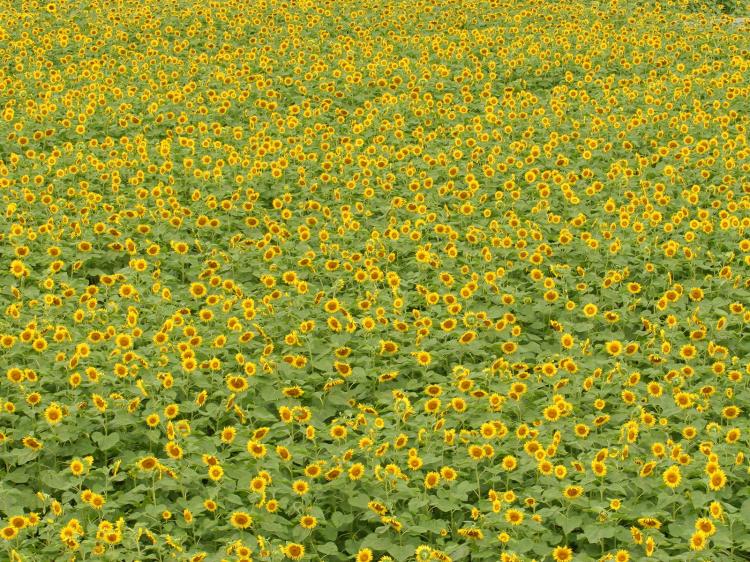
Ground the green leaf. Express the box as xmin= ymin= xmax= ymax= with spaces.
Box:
xmin=348 ymin=493 xmax=371 ymax=509
xmin=317 ymin=543 xmax=340 ymax=555
xmin=41 ymin=470 xmax=71 ymax=490
xmin=582 ymin=523 xmax=616 ymax=541
xmin=390 ymin=543 xmax=417 ymax=562
xmin=5 ymin=470 xmax=30 ymax=484
xmin=431 ymin=497 xmax=458 ymax=512
xmin=690 ymin=490 xmax=708 ymax=509
xmin=331 ymin=511 xmax=350 ymax=529
xmin=560 ymin=514 xmax=583 ymax=534
xmin=361 ymin=533 xmax=393 ymax=550
xmin=95 ymin=432 xmax=121 ymax=451
xmin=740 ymin=498 xmax=750 ymax=521
xmin=448 ymin=544 xmax=470 ymax=559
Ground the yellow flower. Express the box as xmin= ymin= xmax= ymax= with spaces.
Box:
xmin=552 ymin=545 xmax=573 ymax=562
xmin=605 ymin=340 xmax=623 ymax=356
xmin=356 ymin=548 xmax=374 ymax=562
xmin=282 ymin=542 xmax=305 ymax=560
xmin=663 ymin=465 xmax=681 ymax=489
xmin=348 ymin=463 xmax=365 ymax=480
xmin=413 ymin=351 xmax=431 ymax=366
xmin=43 ymin=403 xmax=63 ymax=425
xmin=505 ymin=509 xmax=524 ymax=525
xmin=708 ymin=469 xmax=726 ymax=491
xmin=419 ymin=471 xmax=438 ymax=491
xmin=299 ymin=515 xmax=317 ymax=529
xmin=70 ymin=459 xmax=85 ymax=476
xmin=291 ymin=480 xmax=309 ymax=496
xmin=689 ymin=531 xmax=707 ymax=551
xmin=207 ymin=465 xmax=224 ymax=481
xmin=563 ymin=486 xmax=584 ymax=500
xmin=1 ymin=526 xmax=19 ymax=540
xmin=229 ymin=511 xmax=252 ymax=529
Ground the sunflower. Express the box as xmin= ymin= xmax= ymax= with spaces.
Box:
xmin=43 ymin=403 xmax=63 ymax=425
xmin=552 ymin=545 xmax=573 ymax=562
xmin=424 ymin=471 xmax=440 ymax=489
xmin=22 ymin=437 xmax=43 ymax=451
xmin=679 ymin=344 xmax=697 ymax=360
xmin=459 ymin=330 xmax=477 ymax=344
xmin=247 ymin=440 xmax=267 ymax=459
xmin=695 ymin=518 xmax=716 ymax=536
xmin=145 ymin=413 xmax=160 ymax=428
xmin=356 ymin=548 xmax=374 ymax=562
xmin=330 ymin=424 xmax=347 ymax=440
xmin=229 ymin=511 xmax=252 ymax=529
xmin=591 ymin=461 xmax=607 ymax=477
xmin=637 ymin=518 xmax=662 ymax=529
xmin=662 ymin=465 xmax=681 ymax=489
xmin=413 ymin=351 xmax=432 ymax=366
xmin=504 ymin=509 xmax=524 ymax=525
xmin=226 ymin=375 xmax=249 ymax=392
xmin=501 ymin=341 xmax=518 ymax=354
xmin=367 ymin=501 xmax=388 ymax=516
xmin=220 ymin=426 xmax=237 ymax=444
xmin=32 ymin=338 xmax=48 ymax=352
xmin=348 ymin=463 xmax=365 ymax=480
xmin=689 ymin=531 xmax=707 ymax=551
xmin=136 ymin=456 xmax=159 ymax=473
xmin=501 ymin=455 xmax=518 ymax=471
xmin=164 ymin=440 xmax=183 ymax=459
xmin=709 ymin=501 xmax=724 ymax=520
xmin=563 ymin=486 xmax=584 ymax=500
xmin=674 ymin=392 xmax=695 ymax=409
xmin=1 ymin=526 xmax=19 ymax=540
xmin=468 ymin=445 xmax=484 ymax=461
xmin=207 ymin=465 xmax=224 ymax=481
xmin=379 ymin=340 xmax=398 ymax=354
xmin=424 ymin=398 xmax=441 ymax=414
xmin=189 ymin=282 xmax=207 ymax=298
xmin=70 ymin=459 xmax=85 ymax=476
xmin=574 ymin=423 xmax=590 ymax=438
xmin=722 ymin=405 xmax=741 ymax=419
xmin=440 ymin=318 xmax=457 ymax=331
xmin=299 ymin=515 xmax=317 ymax=529
xmin=604 ymin=340 xmax=622 ymax=356
xmin=708 ymin=469 xmax=726 ymax=491
xmin=543 ymin=405 xmax=561 ymax=422
xmin=440 ymin=466 xmax=457 ymax=481
xmin=283 ymin=542 xmax=305 ymax=560
xmin=292 ymin=480 xmax=310 ymax=496
xmin=457 ymin=527 xmax=484 ymax=540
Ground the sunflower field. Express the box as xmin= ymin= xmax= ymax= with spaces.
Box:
xmin=0 ymin=0 xmax=749 ymax=560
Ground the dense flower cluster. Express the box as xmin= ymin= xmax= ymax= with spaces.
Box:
xmin=0 ymin=0 xmax=749 ymax=560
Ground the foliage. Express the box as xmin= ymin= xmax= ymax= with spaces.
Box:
xmin=0 ymin=0 xmax=749 ymax=560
